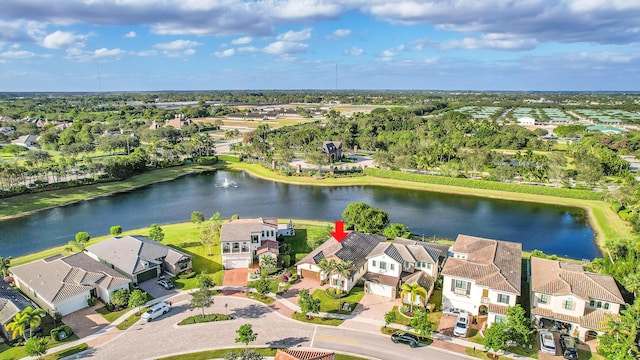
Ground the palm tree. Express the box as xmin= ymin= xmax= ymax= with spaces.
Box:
xmin=7 ymin=306 xmax=46 ymax=340
xmin=400 ymin=283 xmax=428 ymax=313
xmin=317 ymin=258 xmax=337 ymax=287
xmin=0 ymin=255 xmax=11 ymax=278
xmin=333 ymin=261 xmax=353 ymax=291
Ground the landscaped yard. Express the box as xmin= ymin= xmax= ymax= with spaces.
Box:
xmin=292 ymin=312 xmax=345 ymax=326
xmin=96 ymin=305 xmax=130 ymax=323
xmin=312 ymin=286 xmax=364 ymax=314
xmin=0 ymin=334 xmax=81 ymax=360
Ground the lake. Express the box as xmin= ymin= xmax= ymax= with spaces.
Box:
xmin=0 ymin=170 xmax=597 ymax=259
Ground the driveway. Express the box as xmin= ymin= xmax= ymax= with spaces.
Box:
xmin=351 ymin=294 xmax=401 ymax=321
xmin=281 ymin=276 xmax=324 ymax=305
xmin=138 ymin=278 xmax=179 ymax=299
xmin=62 ymin=305 xmax=109 ymax=338
xmin=222 ymin=268 xmax=251 ymax=287
xmin=437 ymin=312 xmax=458 ymax=336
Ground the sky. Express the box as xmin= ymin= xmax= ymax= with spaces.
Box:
xmin=1 ymin=0 xmax=640 ymax=92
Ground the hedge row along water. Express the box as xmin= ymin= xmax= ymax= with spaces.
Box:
xmin=364 ymin=168 xmax=602 ymax=201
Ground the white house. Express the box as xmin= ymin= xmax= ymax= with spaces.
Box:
xmin=441 ymin=235 xmax=522 ymax=327
xmin=11 ymin=134 xmax=38 ymax=148
xmin=517 ymin=117 xmax=536 ymax=126
xmin=296 ymin=232 xmax=387 ymax=292
xmin=530 ymin=256 xmax=624 ymax=341
xmin=10 ymin=253 xmax=131 ymax=316
xmin=220 ymin=218 xmax=279 ymax=269
xmin=363 ymin=239 xmax=449 ymax=302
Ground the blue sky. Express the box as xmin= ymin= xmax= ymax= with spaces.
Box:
xmin=1 ymin=0 xmax=639 ymax=92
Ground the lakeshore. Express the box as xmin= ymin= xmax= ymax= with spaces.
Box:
xmin=1 ymin=161 xmax=630 ymax=258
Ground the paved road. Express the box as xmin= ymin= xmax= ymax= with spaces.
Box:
xmin=81 ymin=295 xmax=469 ymax=360
xmin=312 ymin=326 xmax=469 ymax=360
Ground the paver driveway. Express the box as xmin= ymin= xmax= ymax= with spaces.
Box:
xmin=62 ymin=305 xmax=109 ymax=338
xmin=223 ymin=268 xmax=251 ymax=286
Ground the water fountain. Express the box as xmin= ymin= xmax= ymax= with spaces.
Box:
xmin=215 ymin=177 xmax=238 ymax=188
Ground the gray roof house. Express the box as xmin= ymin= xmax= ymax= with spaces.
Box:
xmin=296 ymin=232 xmax=387 ymax=292
xmin=0 ymin=278 xmax=34 ymax=340
xmin=10 ymin=253 xmax=131 ymax=316
xmin=86 ymin=235 xmax=192 ymax=284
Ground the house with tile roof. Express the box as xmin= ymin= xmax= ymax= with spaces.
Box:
xmin=295 ymin=232 xmax=387 ymax=292
xmin=0 ymin=278 xmax=34 ymax=341
xmin=275 ymin=349 xmax=335 ymax=360
xmin=441 ymin=234 xmax=522 ymax=327
xmin=10 ymin=253 xmax=131 ymax=316
xmin=86 ymin=235 xmax=192 ymax=285
xmin=220 ymin=218 xmax=279 ymax=269
xmin=321 ymin=141 xmax=342 ymax=162
xmin=363 ymin=238 xmax=449 ymax=303
xmin=530 ymin=256 xmax=624 ymax=341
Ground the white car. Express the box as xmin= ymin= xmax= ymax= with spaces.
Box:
xmin=539 ymin=330 xmax=556 ymax=355
xmin=141 ymin=302 xmax=171 ymax=321
xmin=453 ymin=312 xmax=469 ymax=337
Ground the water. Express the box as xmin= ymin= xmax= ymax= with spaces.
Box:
xmin=0 ymin=170 xmax=597 ymax=259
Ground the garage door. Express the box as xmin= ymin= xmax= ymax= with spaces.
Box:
xmin=136 ymin=267 xmax=158 ymax=284
xmin=226 ymin=258 xmax=250 ymax=269
xmin=367 ymin=282 xmax=394 ymax=298
xmin=301 ymin=268 xmax=320 ymax=281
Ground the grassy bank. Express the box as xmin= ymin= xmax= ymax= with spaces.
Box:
xmin=0 ymin=163 xmax=220 ymax=220
xmin=228 ymin=162 xmax=634 ymax=252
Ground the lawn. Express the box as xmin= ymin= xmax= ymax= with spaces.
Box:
xmin=246 ymin=291 xmax=275 ymax=305
xmin=0 ymin=334 xmax=81 ymax=360
xmin=312 ymin=286 xmax=364 ymax=314
xmin=282 ymin=219 xmax=332 ymax=257
xmin=96 ymin=306 xmax=130 ymax=323
xmin=43 ymin=343 xmax=88 ymax=360
xmin=291 ymin=312 xmax=345 ymax=326
xmin=116 ymin=308 xmax=147 ymax=330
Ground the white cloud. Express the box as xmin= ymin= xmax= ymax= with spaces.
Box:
xmin=41 ymin=31 xmax=86 ymax=49
xmin=329 ymin=28 xmax=351 ymax=39
xmin=0 ymin=50 xmax=38 ymax=59
xmin=231 ymin=37 xmax=252 ymax=45
xmin=277 ymin=28 xmax=312 ymax=42
xmin=131 ymin=50 xmax=158 ymax=56
xmin=124 ymin=31 xmax=136 ymax=38
xmin=66 ymin=47 xmax=125 ymax=61
xmin=264 ymin=41 xmax=308 ymax=55
xmin=267 ymin=0 xmax=342 ymax=21
xmin=0 ymin=20 xmax=46 ymax=43
xmin=94 ymin=48 xmax=126 ymax=57
xmin=381 ymin=45 xmax=405 ymax=58
xmin=153 ymin=40 xmax=202 ymax=50
xmin=238 ymin=46 xmax=259 ymax=52
xmin=441 ymin=33 xmax=538 ymax=51
xmin=214 ymin=48 xmax=236 ymax=57
xmin=184 ymin=49 xmax=196 ymax=56
xmin=344 ymin=46 xmax=364 ymax=56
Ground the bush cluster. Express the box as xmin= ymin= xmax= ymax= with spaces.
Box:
xmin=178 ymin=313 xmax=232 ymax=325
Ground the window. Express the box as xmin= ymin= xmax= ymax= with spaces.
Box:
xmin=390 ymin=263 xmax=395 ymax=271
xmin=597 ymin=301 xmax=603 ymax=309
xmin=223 ymin=244 xmax=230 ymax=253
xmin=262 ymin=231 xmax=265 ymax=237
xmin=453 ymin=279 xmax=470 ymax=296
xmin=372 ymin=260 xmax=377 ymax=267
xmin=497 ymin=294 xmax=510 ymax=304
xmin=380 ymin=262 xmax=387 ymax=271
xmin=564 ymin=300 xmax=574 ymax=310
xmin=232 ymin=242 xmax=239 ymax=252
xmin=540 ymin=294 xmax=549 ymax=304
xmin=426 ymin=263 xmax=432 ymax=270
xmin=495 ymin=315 xmax=506 ymax=324
xmin=241 ymin=242 xmax=249 ymax=252
xmin=604 ymin=303 xmax=610 ymax=310
xmin=589 ymin=300 xmax=595 ymax=307
xmin=455 ymin=280 xmax=468 ymax=290
xmin=251 ymin=234 xmax=259 ymax=244
xmin=404 ymin=261 xmax=410 ymax=270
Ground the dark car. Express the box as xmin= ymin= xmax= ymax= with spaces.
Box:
xmin=559 ymin=334 xmax=578 ymax=359
xmin=391 ymin=332 xmax=421 ymax=348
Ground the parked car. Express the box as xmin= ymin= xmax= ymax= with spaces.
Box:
xmin=453 ymin=312 xmax=469 ymax=337
xmin=391 ymin=332 xmax=421 ymax=348
xmin=539 ymin=330 xmax=556 ymax=355
xmin=559 ymin=334 xmax=578 ymax=359
xmin=141 ymin=301 xmax=171 ymax=321
xmin=443 ymin=307 xmax=463 ymax=316
xmin=157 ymin=278 xmax=175 ymax=289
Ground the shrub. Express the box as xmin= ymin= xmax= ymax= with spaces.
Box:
xmin=611 ymin=202 xmax=623 ymax=213
xmin=619 ymin=209 xmax=637 ymax=222
xmin=179 ymin=270 xmax=197 ymax=279
xmin=178 ymin=313 xmax=232 ymax=325
xmin=325 ymin=287 xmax=348 ymax=299
xmin=279 ymin=275 xmax=289 ymax=283
xmin=87 ymin=297 xmax=97 ymax=306
xmin=295 ymin=253 xmax=309 ymax=262
xmin=196 ymin=156 xmax=218 ymax=165
xmin=217 ymin=155 xmax=242 ymax=163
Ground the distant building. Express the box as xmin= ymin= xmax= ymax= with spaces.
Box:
xmin=166 ymin=114 xmax=193 ymax=129
xmin=517 ymin=117 xmax=536 ymax=126
xmin=321 ymin=141 xmax=342 ymax=162
xmin=11 ymin=134 xmax=38 ymax=148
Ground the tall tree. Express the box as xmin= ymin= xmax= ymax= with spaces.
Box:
xmin=505 ymin=305 xmax=532 ymax=346
xmin=6 ymin=306 xmax=47 ymax=340
xmin=110 ymin=225 xmax=123 ymax=236
xmin=599 ymin=303 xmax=640 ymax=360
xmin=317 ymin=258 xmax=337 ymax=287
xmin=191 ymin=210 xmax=205 ymax=224
xmin=25 ymin=336 xmax=49 ymax=359
xmin=482 ymin=321 xmax=509 ymax=357
xmin=400 ymin=283 xmax=428 ymax=313
xmin=409 ymin=307 xmax=432 ymax=337
xmin=259 ymin=256 xmax=277 ymax=274
xmin=0 ymin=255 xmax=11 ymax=278
xmin=334 ymin=260 xmax=353 ymax=291
xmin=128 ymin=289 xmax=147 ymax=315
xmin=384 ymin=310 xmax=397 ymax=329
xmin=189 ymin=288 xmax=214 ymax=318
xmin=298 ymin=290 xmax=320 ymax=320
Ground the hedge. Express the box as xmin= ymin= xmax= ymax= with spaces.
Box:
xmin=365 ymin=168 xmax=602 ymax=201
xmin=178 ymin=313 xmax=232 ymax=325
xmin=195 ymin=156 xmax=218 ymax=165
xmin=217 ymin=155 xmax=242 ymax=163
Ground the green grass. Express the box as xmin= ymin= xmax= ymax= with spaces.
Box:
xmin=246 ymin=291 xmax=275 ymax=305
xmin=0 ymin=163 xmax=219 ymax=219
xmin=42 ymin=343 xmax=88 ymax=360
xmin=390 ymin=306 xmax=411 ymax=326
xmin=577 ymin=348 xmax=605 ymax=360
xmin=158 ymin=348 xmax=278 ymax=360
xmin=95 ymin=306 xmax=130 ymax=323
xmin=116 ymin=309 xmax=147 ymax=330
xmin=291 ymin=312 xmax=345 ymax=326
xmin=312 ymin=286 xmax=364 ymax=314
xmin=0 ymin=334 xmax=81 ymax=360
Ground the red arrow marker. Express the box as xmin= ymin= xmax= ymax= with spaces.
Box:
xmin=331 ymin=220 xmax=349 ymax=243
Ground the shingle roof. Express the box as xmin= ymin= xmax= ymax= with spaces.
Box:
xmin=0 ymin=278 xmax=32 ymax=325
xmin=401 ymin=271 xmax=435 ymax=291
xmin=531 ymin=257 xmax=624 ymax=304
xmin=275 ymin=349 xmax=335 ymax=360
xmin=363 ymin=272 xmax=400 ymax=287
xmin=392 ymin=238 xmax=449 ymax=262
xmin=220 ymin=218 xmax=277 ymax=242
xmin=296 ymin=232 xmax=387 ymax=274
xmin=10 ymin=253 xmax=130 ymax=305
xmin=256 ymin=240 xmax=279 ymax=255
xmin=86 ymin=235 xmax=190 ymax=275
xmin=441 ymin=234 xmax=521 ymax=295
